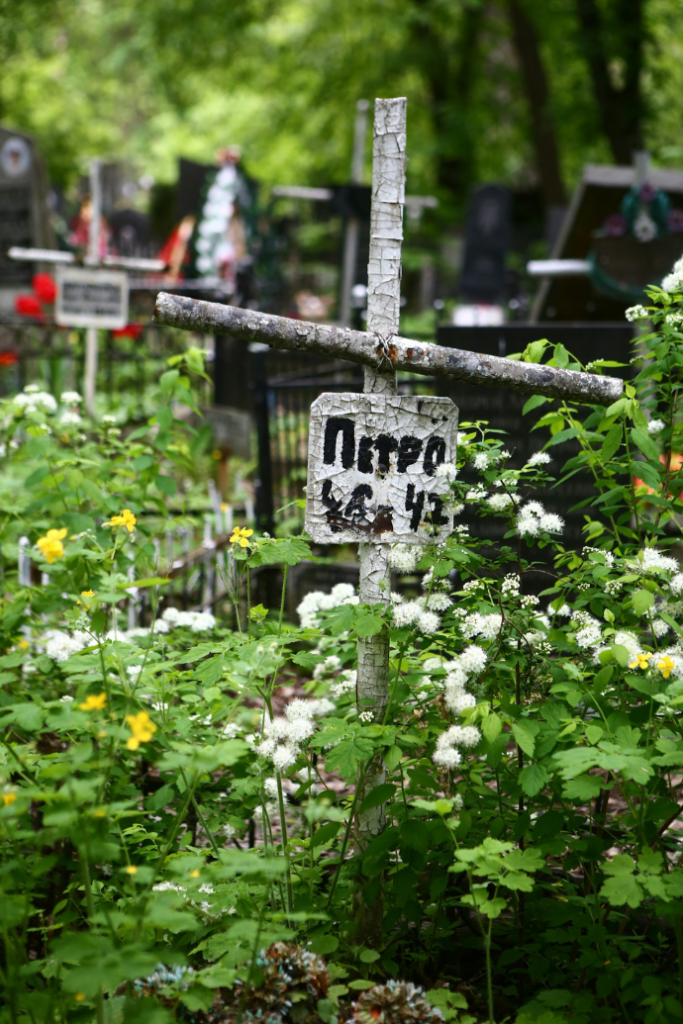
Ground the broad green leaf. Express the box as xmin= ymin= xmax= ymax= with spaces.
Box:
xmin=601 ymin=424 xmax=622 ymax=461
xmin=632 ymin=589 xmax=654 ymax=614
xmin=630 ymin=427 xmax=660 ymax=463
xmin=600 ymin=874 xmax=643 ymax=909
xmin=310 ymin=822 xmax=342 ymax=849
xmin=522 ymin=394 xmax=548 ymax=415
xmin=384 ymin=744 xmax=402 ymax=770
xmin=482 ymin=713 xmax=502 ymax=743
xmin=512 ymin=721 xmax=535 ymax=757
xmin=155 ymin=473 xmax=177 ymax=497
xmin=324 ymin=735 xmax=374 ymax=778
xmin=359 ymin=783 xmax=396 ymax=813
xmin=518 ymin=764 xmax=548 ymax=797
xmin=354 ymin=612 xmax=384 ymax=638
xmin=562 ymin=775 xmax=602 ymax=801
xmin=248 ymin=537 xmax=312 ymax=567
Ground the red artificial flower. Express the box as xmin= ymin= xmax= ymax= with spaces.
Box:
xmin=15 ymin=295 xmax=44 ymax=319
xmin=111 ymin=324 xmax=144 ymax=340
xmin=32 ymin=273 xmax=57 ymax=304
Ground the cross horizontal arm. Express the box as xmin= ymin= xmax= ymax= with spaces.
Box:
xmin=153 ymin=292 xmax=623 ymax=404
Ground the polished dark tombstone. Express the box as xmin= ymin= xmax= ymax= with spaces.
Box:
xmin=0 ymin=125 xmax=53 ymax=289
xmin=436 ymin=323 xmax=634 ymax=554
xmin=460 ymin=184 xmax=511 ymax=304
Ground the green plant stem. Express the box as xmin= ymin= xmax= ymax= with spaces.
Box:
xmin=326 ymin=763 xmax=366 ymax=910
xmin=179 ymin=768 xmax=222 ymax=858
xmin=674 ymin=913 xmax=683 ymax=1006
xmin=276 ymin=772 xmax=293 ymax=914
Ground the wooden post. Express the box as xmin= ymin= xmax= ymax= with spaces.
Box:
xmin=339 ymin=99 xmax=370 ymax=327
xmin=84 ymin=158 xmax=101 ymax=418
xmin=354 ymin=97 xmax=407 ymax=944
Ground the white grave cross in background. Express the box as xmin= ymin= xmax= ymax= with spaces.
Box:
xmin=9 ymin=157 xmax=165 ymax=417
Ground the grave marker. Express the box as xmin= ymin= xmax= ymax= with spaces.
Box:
xmin=153 ymin=98 xmax=625 ymax=944
xmin=305 ymin=393 xmax=458 ymax=544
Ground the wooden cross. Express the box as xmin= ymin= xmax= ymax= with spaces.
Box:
xmin=153 ymin=98 xmax=623 ymax=940
xmin=8 ymin=158 xmax=165 ymax=417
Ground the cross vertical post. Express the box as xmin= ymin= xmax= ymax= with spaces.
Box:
xmin=355 ymin=96 xmax=407 ymax=942
xmin=84 ymin=157 xmax=102 ymax=418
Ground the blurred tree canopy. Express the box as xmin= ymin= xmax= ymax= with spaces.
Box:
xmin=2 ymin=0 xmax=683 ymax=218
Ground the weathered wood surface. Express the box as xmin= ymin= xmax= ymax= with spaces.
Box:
xmin=153 ymin=291 xmax=624 ymax=404
xmin=305 ymin=393 xmax=459 ymax=544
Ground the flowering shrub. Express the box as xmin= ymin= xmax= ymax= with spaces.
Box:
xmin=2 ymin=285 xmax=683 ymax=1024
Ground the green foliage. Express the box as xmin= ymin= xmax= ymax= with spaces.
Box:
xmin=5 ymin=288 xmax=683 ymax=1024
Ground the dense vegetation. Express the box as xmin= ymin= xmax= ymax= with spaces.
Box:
xmin=1 ymin=282 xmax=683 ymax=1023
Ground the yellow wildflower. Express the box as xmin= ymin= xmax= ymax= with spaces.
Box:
xmin=75 ymin=994 xmax=86 ymax=1002
xmin=188 ymin=869 xmax=201 ymax=878
xmin=17 ymin=639 xmax=29 ymax=651
xmin=79 ymin=692 xmax=107 ymax=711
xmin=230 ymin=527 xmax=254 ymax=549
xmin=105 ymin=509 xmax=137 ymax=532
xmin=125 ymin=710 xmax=157 ymax=750
xmin=81 ymin=589 xmax=94 ymax=598
xmin=628 ymin=652 xmax=652 ymax=670
xmin=2 ymin=792 xmax=16 ymax=806
xmin=125 ymin=865 xmax=138 ymax=875
xmin=94 ymin=809 xmax=106 ymax=818
xmin=657 ymin=655 xmax=675 ymax=679
xmin=36 ymin=528 xmax=67 ymax=564
xmin=220 ymin=501 xmax=228 ymax=513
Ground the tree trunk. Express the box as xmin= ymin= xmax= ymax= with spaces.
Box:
xmin=574 ymin=0 xmax=645 ymax=164
xmin=409 ymin=1 xmax=483 ymax=209
xmin=508 ymin=0 xmax=566 ymax=209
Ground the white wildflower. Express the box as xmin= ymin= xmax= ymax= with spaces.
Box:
xmin=670 ymin=574 xmax=683 ymax=596
xmin=330 ymin=669 xmax=357 ymax=697
xmin=432 ymin=743 xmax=461 ymax=769
xmin=222 ymin=823 xmax=236 ymax=839
xmin=443 ymin=724 xmax=481 ymax=749
xmin=60 ymin=390 xmax=82 ymax=404
xmin=44 ymin=629 xmax=90 ymax=663
xmin=648 ymin=418 xmax=665 ymax=435
xmin=526 ymin=451 xmax=551 ymax=467
xmin=459 ymin=644 xmax=487 ymax=675
xmin=284 ymin=698 xmax=314 ymax=722
xmin=313 ymin=655 xmax=341 ymax=679
xmin=540 ymin=512 xmax=564 ymax=533
xmin=466 ymin=485 xmax=487 ymax=501
xmin=576 ymin=623 xmax=602 ymax=648
xmin=331 ymin=582 xmax=356 ymax=602
xmin=222 ymin=723 xmax=242 ymax=738
xmin=473 ymin=452 xmax=489 ymax=471
xmin=392 ymin=600 xmax=422 ymax=627
xmin=444 ymin=665 xmax=468 ymax=690
xmin=427 ymin=592 xmax=452 ymax=612
xmin=358 ymin=710 xmax=374 ymax=723
xmin=480 ymin=614 xmax=502 ymax=639
xmin=451 ymin=503 xmax=465 ymax=516
xmin=517 ymin=512 xmax=541 ymax=537
xmin=435 ymin=462 xmax=457 ymax=482
xmin=520 ymin=594 xmax=540 ymax=609
xmin=263 ymin=777 xmax=279 ymax=800
xmin=625 ymin=304 xmax=650 ymax=321
xmin=306 ymin=697 xmax=335 ymax=716
xmin=635 ymin=548 xmax=679 ymax=575
xmin=272 ymin=745 xmax=299 ymax=771
xmin=418 ymin=610 xmax=441 ymax=634
xmin=388 ymin=544 xmax=420 ymax=574
xmin=652 ymin=618 xmax=669 ymax=638
xmin=488 ymin=492 xmax=515 ymax=511
xmin=60 ymin=410 xmax=82 ymax=426
xmin=502 ymin=574 xmax=520 ymax=597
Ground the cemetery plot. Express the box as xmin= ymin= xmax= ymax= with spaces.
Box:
xmin=305 ymin=393 xmax=458 ymax=544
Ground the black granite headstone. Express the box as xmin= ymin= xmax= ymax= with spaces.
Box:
xmin=436 ymin=323 xmax=634 ymax=553
xmin=460 ymin=184 xmax=511 ymax=304
xmin=0 ymin=126 xmax=53 ymax=288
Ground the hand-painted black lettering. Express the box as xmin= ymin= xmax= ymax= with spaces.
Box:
xmin=405 ymin=483 xmax=425 ymax=531
xmin=323 ymin=417 xmax=355 ymax=469
xmin=321 ymin=479 xmax=343 ymax=533
xmin=357 ymin=435 xmax=374 ymax=474
xmin=345 ymin=484 xmax=373 ymax=522
xmin=423 ymin=436 xmax=446 ymax=475
xmin=426 ymin=493 xmax=449 ymax=527
xmin=397 ymin=435 xmax=423 ymax=473
xmin=373 ymin=434 xmax=398 ymax=475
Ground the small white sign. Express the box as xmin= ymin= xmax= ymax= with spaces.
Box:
xmin=305 ymin=393 xmax=459 ymax=544
xmin=55 ymin=266 xmax=129 ymax=329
